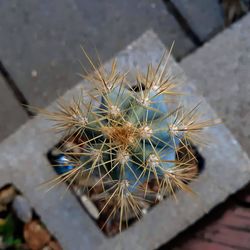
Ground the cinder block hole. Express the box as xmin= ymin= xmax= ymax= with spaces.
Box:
xmin=47 ymin=140 xmax=205 ymax=237
xmin=0 ymin=184 xmax=61 ymax=250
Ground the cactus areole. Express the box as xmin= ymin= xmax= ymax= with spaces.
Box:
xmin=43 ymin=50 xmax=217 ymax=233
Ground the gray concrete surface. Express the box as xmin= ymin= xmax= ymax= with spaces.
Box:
xmin=0 ymin=0 xmax=194 ymax=109
xmin=0 ymin=30 xmax=249 ymax=250
xmin=170 ymin=0 xmax=224 ymax=41
xmin=0 ymin=75 xmax=28 ymax=141
xmin=181 ymin=13 xmax=250 ymax=154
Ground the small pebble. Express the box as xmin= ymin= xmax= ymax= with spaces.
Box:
xmin=72 ymin=186 xmax=82 ymax=196
xmin=151 ymin=3 xmax=156 ymax=8
xmin=31 ymin=70 xmax=38 ymax=78
xmin=142 ymin=208 xmax=148 ymax=215
xmin=12 ymin=195 xmax=32 ymax=223
xmin=156 ymin=194 xmax=163 ymax=201
xmin=0 ymin=186 xmax=16 ymax=205
xmin=80 ymin=195 xmax=100 ymax=220
xmin=24 ymin=220 xmax=51 ymax=250
xmin=50 ymin=60 xmax=56 ymax=67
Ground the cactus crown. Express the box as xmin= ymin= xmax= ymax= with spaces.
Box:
xmin=44 ymin=50 xmax=217 ymax=232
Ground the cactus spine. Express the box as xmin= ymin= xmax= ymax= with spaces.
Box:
xmin=43 ymin=50 xmax=217 ymax=232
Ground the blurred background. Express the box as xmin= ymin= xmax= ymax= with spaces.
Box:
xmin=0 ymin=0 xmax=250 ymax=249
xmin=1 ymin=0 xmax=249 ymax=141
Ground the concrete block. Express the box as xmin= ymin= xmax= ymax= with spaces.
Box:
xmin=181 ymin=13 xmax=250 ymax=154
xmin=0 ymin=30 xmax=249 ymax=250
xmin=0 ymin=0 xmax=194 ymax=109
xmin=0 ymin=74 xmax=28 ymax=141
xmin=170 ymin=0 xmax=224 ymax=41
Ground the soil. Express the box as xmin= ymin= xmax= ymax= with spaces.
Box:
xmin=0 ymin=185 xmax=61 ymax=250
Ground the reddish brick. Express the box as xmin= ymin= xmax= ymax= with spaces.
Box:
xmin=203 ymin=226 xmax=250 ymax=249
xmin=234 ymin=207 xmax=250 ymax=218
xmin=217 ymin=210 xmax=250 ymax=229
xmin=180 ymin=239 xmax=235 ymax=250
xmin=236 ymin=189 xmax=250 ymax=204
xmin=240 ymin=196 xmax=250 ymax=203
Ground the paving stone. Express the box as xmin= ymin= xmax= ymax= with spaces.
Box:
xmin=181 ymin=13 xmax=250 ymax=154
xmin=0 ymin=74 xmax=28 ymax=141
xmin=170 ymin=0 xmax=224 ymax=41
xmin=0 ymin=0 xmax=194 ymax=109
xmin=0 ymin=30 xmax=249 ymax=250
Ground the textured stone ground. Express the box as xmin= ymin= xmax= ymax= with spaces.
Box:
xmin=0 ymin=0 xmax=226 ymax=141
xmin=1 ymin=1 xmax=250 ymax=249
xmin=0 ymin=29 xmax=249 ymax=250
xmin=0 ymin=75 xmax=28 ymax=141
xmin=169 ymin=0 xmax=224 ymax=42
xmin=0 ymin=0 xmax=194 ymax=109
xmin=181 ymin=13 xmax=250 ymax=155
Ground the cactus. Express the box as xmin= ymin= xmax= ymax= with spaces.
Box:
xmin=43 ymin=50 xmax=217 ymax=232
